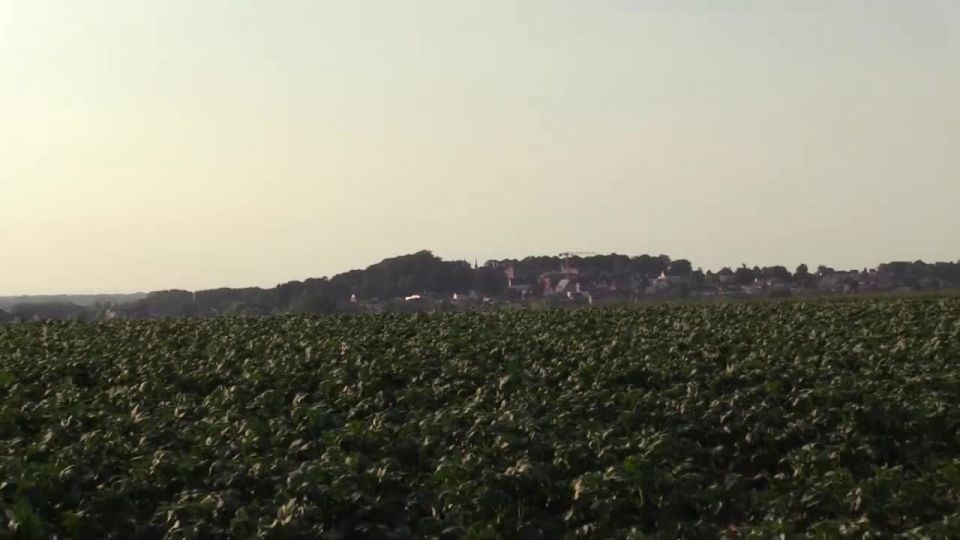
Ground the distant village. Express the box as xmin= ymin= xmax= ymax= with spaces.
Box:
xmin=351 ymin=257 xmax=960 ymax=313
xmin=2 ymin=252 xmax=959 ymax=322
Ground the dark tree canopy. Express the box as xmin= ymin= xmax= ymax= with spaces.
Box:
xmin=10 ymin=302 xmax=89 ymax=321
xmin=666 ymin=259 xmax=693 ymax=277
xmin=817 ymin=265 xmax=836 ymax=276
xmin=760 ymin=266 xmax=791 ymax=282
xmin=734 ymin=267 xmax=758 ymax=285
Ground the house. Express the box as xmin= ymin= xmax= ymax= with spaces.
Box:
xmin=646 ymin=271 xmax=688 ymax=294
xmin=540 ymin=273 xmax=570 ymax=296
xmin=539 ymin=260 xmax=583 ymax=297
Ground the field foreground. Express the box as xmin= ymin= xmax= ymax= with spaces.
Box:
xmin=1 ymin=299 xmax=960 ymax=538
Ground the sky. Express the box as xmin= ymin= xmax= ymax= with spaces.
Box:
xmin=2 ymin=0 xmax=958 ymax=295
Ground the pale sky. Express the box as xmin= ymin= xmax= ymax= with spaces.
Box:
xmin=2 ymin=1 xmax=958 ymax=295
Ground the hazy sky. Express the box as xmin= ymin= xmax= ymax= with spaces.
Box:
xmin=2 ymin=1 xmax=958 ymax=294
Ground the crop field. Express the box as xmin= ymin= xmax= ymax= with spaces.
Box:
xmin=1 ymin=299 xmax=959 ymax=538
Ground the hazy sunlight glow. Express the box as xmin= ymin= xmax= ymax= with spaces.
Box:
xmin=2 ymin=0 xmax=958 ymax=294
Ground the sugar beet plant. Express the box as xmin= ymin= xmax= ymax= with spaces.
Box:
xmin=1 ymin=299 xmax=960 ymax=538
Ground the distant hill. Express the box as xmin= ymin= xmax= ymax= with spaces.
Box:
xmin=0 ymin=293 xmax=146 ymax=311
xmin=115 ymin=250 xmax=482 ymax=318
xmin=3 ymin=252 xmax=959 ymax=322
xmin=110 ymin=250 xmax=685 ymax=319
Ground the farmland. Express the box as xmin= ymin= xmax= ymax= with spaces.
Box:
xmin=1 ymin=299 xmax=959 ymax=538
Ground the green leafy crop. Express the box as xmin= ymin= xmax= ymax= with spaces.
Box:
xmin=1 ymin=299 xmax=959 ymax=538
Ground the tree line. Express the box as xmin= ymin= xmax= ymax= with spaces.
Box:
xmin=4 ymin=252 xmax=960 ymax=321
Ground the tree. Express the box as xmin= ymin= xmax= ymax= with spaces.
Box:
xmin=666 ymin=259 xmax=693 ymax=277
xmin=330 ymin=250 xmax=473 ymax=299
xmin=761 ymin=266 xmax=791 ymax=282
xmin=632 ymin=254 xmax=670 ymax=277
xmin=911 ymin=260 xmax=930 ymax=278
xmin=11 ymin=302 xmax=91 ymax=321
xmin=287 ymin=290 xmax=336 ymax=314
xmin=794 ymin=264 xmax=813 ymax=288
xmin=734 ymin=267 xmax=757 ymax=285
xmin=121 ymin=290 xmax=196 ymax=318
xmin=878 ymin=261 xmax=910 ymax=278
xmin=689 ymin=270 xmax=706 ymax=289
xmin=473 ymin=266 xmax=508 ymax=297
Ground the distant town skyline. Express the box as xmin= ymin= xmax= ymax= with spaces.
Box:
xmin=3 ymin=1 xmax=958 ymax=295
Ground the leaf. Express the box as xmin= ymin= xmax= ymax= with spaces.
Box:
xmin=7 ymin=500 xmax=44 ymax=540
